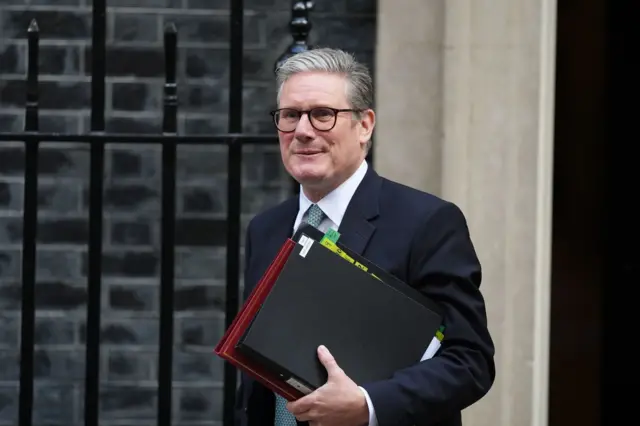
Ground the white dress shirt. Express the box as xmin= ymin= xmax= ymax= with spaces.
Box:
xmin=292 ymin=159 xmax=379 ymax=426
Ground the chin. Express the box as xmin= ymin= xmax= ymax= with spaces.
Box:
xmin=293 ymin=170 xmax=327 ymax=185
xmin=290 ymin=164 xmax=329 ymax=185
xmin=288 ymin=157 xmax=329 ymax=180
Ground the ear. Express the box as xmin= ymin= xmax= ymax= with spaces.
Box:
xmin=357 ymin=109 xmax=376 ymax=147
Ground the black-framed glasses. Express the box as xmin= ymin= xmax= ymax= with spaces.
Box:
xmin=269 ymin=107 xmax=360 ymax=132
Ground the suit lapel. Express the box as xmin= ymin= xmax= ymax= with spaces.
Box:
xmin=337 ymin=165 xmax=382 ymax=255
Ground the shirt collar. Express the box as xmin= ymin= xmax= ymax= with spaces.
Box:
xmin=298 ymin=160 xmax=368 ymax=227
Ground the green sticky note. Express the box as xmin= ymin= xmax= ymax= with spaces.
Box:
xmin=324 ymin=228 xmax=341 ymax=243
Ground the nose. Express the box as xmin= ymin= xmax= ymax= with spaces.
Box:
xmin=293 ymin=113 xmax=315 ymax=141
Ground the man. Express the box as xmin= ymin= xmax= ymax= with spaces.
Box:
xmin=236 ymin=47 xmax=495 ymax=426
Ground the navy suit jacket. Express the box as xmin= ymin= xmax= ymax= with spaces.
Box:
xmin=235 ymin=166 xmax=495 ymax=426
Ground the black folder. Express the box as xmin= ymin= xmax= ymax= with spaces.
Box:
xmin=235 ymin=226 xmax=444 ymax=394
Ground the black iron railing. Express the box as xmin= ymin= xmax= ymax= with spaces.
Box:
xmin=0 ymin=1 xmax=315 ymax=425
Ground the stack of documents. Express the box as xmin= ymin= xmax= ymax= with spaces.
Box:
xmin=214 ymin=225 xmax=445 ymax=401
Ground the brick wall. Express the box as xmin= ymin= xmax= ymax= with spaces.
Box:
xmin=0 ymin=0 xmax=375 ymax=425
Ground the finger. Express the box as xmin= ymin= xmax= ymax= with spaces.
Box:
xmin=295 ymin=409 xmax=317 ymax=422
xmin=317 ymin=345 xmax=343 ymax=377
xmin=286 ymin=394 xmax=315 ymax=415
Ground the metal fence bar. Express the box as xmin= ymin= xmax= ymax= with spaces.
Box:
xmin=91 ymin=0 xmax=106 ymax=132
xmin=0 ymin=133 xmax=278 ymax=144
xmin=275 ymin=1 xmax=314 ymax=70
xmin=24 ymin=21 xmax=39 ymax=133
xmin=224 ymin=135 xmax=243 ymax=426
xmin=228 ymin=0 xmax=244 ymax=134
xmin=85 ymin=0 xmax=107 ymax=424
xmin=18 ymin=19 xmax=40 ymax=426
xmin=275 ymin=1 xmax=315 ymax=195
xmin=224 ymin=0 xmax=245 ymax=423
xmin=157 ymin=23 xmax=178 ymax=426
xmin=0 ymin=134 xmax=282 ymax=146
xmin=0 ymin=2 xmax=319 ymax=425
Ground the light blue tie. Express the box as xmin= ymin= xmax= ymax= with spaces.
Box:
xmin=274 ymin=204 xmax=326 ymax=426
xmin=274 ymin=395 xmax=297 ymax=426
xmin=304 ymin=203 xmax=325 ymax=228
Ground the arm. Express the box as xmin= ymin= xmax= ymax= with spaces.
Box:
xmin=362 ymin=201 xmax=496 ymax=425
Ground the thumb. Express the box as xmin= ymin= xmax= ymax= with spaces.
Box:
xmin=317 ymin=345 xmax=342 ymax=377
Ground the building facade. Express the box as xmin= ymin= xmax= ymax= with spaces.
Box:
xmin=0 ymin=0 xmax=561 ymax=425
xmin=374 ymin=1 xmax=557 ymax=425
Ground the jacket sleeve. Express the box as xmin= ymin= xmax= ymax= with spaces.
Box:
xmin=361 ymin=201 xmax=496 ymax=426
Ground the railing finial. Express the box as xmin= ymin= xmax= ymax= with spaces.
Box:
xmin=25 ymin=19 xmax=40 ymax=132
xmin=28 ymin=18 xmax=39 ymax=32
xmin=274 ymin=1 xmax=314 ymax=72
xmin=162 ymin=22 xmax=178 ymax=134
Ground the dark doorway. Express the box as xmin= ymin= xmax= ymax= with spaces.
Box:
xmin=549 ymin=0 xmax=632 ymax=425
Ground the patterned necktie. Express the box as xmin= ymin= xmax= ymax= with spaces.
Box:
xmin=274 ymin=204 xmax=326 ymax=426
xmin=304 ymin=203 xmax=325 ymax=228
xmin=274 ymin=395 xmax=297 ymax=426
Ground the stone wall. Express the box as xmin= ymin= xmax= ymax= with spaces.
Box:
xmin=0 ymin=0 xmax=376 ymax=425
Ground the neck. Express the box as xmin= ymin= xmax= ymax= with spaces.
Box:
xmin=302 ymin=186 xmax=332 ymax=203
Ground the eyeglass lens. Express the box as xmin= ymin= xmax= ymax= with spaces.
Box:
xmin=274 ymin=108 xmax=337 ymax=131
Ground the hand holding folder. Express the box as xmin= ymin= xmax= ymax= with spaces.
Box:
xmin=214 ymin=225 xmax=445 ymax=401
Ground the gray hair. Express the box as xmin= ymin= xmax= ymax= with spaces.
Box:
xmin=275 ymin=48 xmax=374 ymax=151
xmin=275 ymin=47 xmax=374 ymax=111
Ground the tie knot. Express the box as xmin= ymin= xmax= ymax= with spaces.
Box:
xmin=304 ymin=204 xmax=325 ymax=228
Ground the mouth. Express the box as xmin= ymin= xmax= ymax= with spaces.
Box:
xmin=294 ymin=150 xmax=324 ymax=157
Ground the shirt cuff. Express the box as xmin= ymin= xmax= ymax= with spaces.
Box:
xmin=358 ymin=386 xmax=378 ymax=426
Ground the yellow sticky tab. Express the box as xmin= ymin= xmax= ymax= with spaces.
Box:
xmin=354 ymin=261 xmax=368 ymax=272
xmin=334 ymin=246 xmax=354 ymax=264
xmin=320 ymin=238 xmax=354 ymax=264
xmin=319 ymin=238 xmax=336 ymax=252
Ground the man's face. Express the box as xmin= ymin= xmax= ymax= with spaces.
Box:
xmin=276 ymin=71 xmax=375 ymax=200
